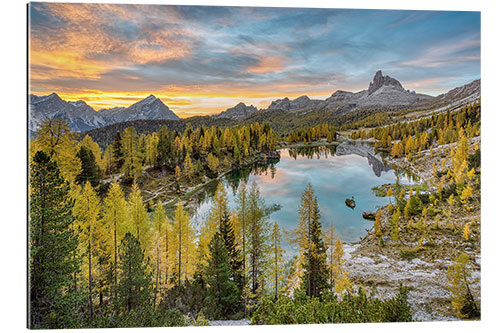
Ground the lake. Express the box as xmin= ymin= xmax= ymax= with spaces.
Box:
xmin=189 ymin=143 xmax=412 ymax=257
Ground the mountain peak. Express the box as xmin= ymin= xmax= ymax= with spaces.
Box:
xmin=141 ymin=94 xmax=158 ymax=104
xmin=215 ymin=102 xmax=258 ymax=119
xmin=368 ymin=70 xmax=404 ymax=95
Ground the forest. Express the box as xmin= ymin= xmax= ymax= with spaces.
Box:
xmin=29 ymin=102 xmax=480 ymax=328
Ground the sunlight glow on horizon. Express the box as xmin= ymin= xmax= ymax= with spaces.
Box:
xmin=29 ymin=3 xmax=480 ymax=117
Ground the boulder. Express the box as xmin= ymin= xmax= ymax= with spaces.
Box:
xmin=345 ymin=197 xmax=356 ymax=209
xmin=362 ymin=211 xmax=376 ymax=220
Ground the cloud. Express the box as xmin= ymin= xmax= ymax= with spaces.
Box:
xmin=395 ymin=37 xmax=480 ymax=69
xmin=29 ymin=4 xmax=480 ymax=114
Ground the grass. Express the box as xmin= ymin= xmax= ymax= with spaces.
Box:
xmin=400 ymin=248 xmax=420 ymax=260
xmin=372 ymin=186 xmax=387 ymax=197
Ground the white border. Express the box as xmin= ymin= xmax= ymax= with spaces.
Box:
xmin=1 ymin=1 xmax=498 ymax=332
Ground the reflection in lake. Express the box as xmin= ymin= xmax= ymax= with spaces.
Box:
xmin=190 ymin=145 xmax=413 ymax=257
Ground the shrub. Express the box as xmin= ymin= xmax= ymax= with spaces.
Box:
xmin=251 ymin=285 xmax=412 ymax=324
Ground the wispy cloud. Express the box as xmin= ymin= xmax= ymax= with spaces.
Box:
xmin=29 ymin=4 xmax=480 ymax=116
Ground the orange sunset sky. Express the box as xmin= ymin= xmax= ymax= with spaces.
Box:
xmin=29 ymin=3 xmax=480 ymax=118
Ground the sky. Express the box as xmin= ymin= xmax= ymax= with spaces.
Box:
xmin=28 ymin=3 xmax=480 ymax=118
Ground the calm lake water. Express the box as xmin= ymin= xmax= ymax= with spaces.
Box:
xmin=189 ymin=144 xmax=412 ymax=257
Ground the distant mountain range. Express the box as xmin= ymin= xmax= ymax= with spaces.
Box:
xmin=215 ymin=70 xmax=480 ymax=120
xmin=29 ymin=93 xmax=179 ymax=132
xmin=29 ymin=70 xmax=480 ymax=133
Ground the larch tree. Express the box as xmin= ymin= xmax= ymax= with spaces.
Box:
xmin=246 ymin=181 xmax=270 ymax=299
xmin=183 ymin=153 xmax=194 ymax=183
xmin=111 ymin=132 xmax=125 ymax=173
xmin=198 ymin=182 xmax=229 ymax=267
xmin=323 ymin=222 xmax=338 ymax=292
xmin=33 ymin=118 xmax=81 ymax=181
xmin=127 ymin=182 xmax=151 ymax=251
xmin=270 ymin=221 xmax=285 ymax=298
xmin=73 ymin=181 xmax=101 ymax=319
xmin=151 ymin=200 xmax=165 ymax=308
xmin=29 ymin=151 xmax=81 ymax=328
xmin=235 ymin=180 xmax=249 ymax=316
xmin=332 ymin=238 xmax=352 ymax=295
xmin=121 ymin=126 xmax=143 ymax=181
xmin=207 ymin=152 xmax=219 ymax=176
xmin=171 ymin=202 xmax=196 ymax=286
xmin=374 ymin=209 xmax=383 ymax=236
xmin=447 ymin=253 xmax=480 ymax=319
xmin=102 ymin=181 xmax=129 ymax=299
xmin=102 ymin=145 xmax=114 ymax=176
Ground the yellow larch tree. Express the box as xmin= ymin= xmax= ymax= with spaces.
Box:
xmin=121 ymin=126 xmax=143 ymax=180
xmin=73 ymin=181 xmax=101 ymax=319
xmin=270 ymin=221 xmax=285 ymax=298
xmin=447 ymin=253 xmax=479 ymax=318
xmin=127 ymin=182 xmax=151 ymax=251
xmin=33 ymin=118 xmax=81 ymax=181
xmin=332 ymin=238 xmax=352 ymax=295
xmin=374 ymin=209 xmax=382 ymax=236
xmin=152 ymin=200 xmax=167 ymax=307
xmin=171 ymin=202 xmax=197 ymax=286
xmin=198 ymin=182 xmax=228 ymax=266
xmin=323 ymin=222 xmax=338 ymax=291
xmin=183 ymin=153 xmax=194 ymax=183
xmin=101 ymin=182 xmax=129 ymax=299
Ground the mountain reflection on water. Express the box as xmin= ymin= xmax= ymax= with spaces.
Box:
xmin=190 ymin=144 xmax=412 ymax=257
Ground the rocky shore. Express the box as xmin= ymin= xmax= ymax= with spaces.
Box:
xmin=343 ymin=138 xmax=481 ymax=321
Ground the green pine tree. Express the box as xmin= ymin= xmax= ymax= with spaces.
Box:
xmin=117 ymin=232 xmax=152 ymax=313
xmin=29 ymin=151 xmax=82 ymax=328
xmin=204 ymin=232 xmax=240 ymax=320
xmin=220 ymin=210 xmax=244 ymax=299
xmin=75 ymin=146 xmax=101 ymax=187
xmin=297 ymin=184 xmax=329 ymax=297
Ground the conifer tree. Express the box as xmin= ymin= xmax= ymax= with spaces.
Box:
xmin=220 ymin=211 xmax=244 ymax=291
xmin=204 ymin=232 xmax=240 ymax=319
xmin=127 ymin=182 xmax=151 ymax=250
xmin=102 ymin=182 xmax=129 ymax=299
xmin=324 ymin=222 xmax=337 ymax=292
xmin=199 ymin=182 xmax=229 ymax=266
xmin=111 ymin=132 xmax=125 ymax=173
xmin=29 ymin=151 xmax=81 ymax=328
xmin=73 ymin=181 xmax=101 ymax=319
xmin=171 ymin=203 xmax=196 ymax=285
xmin=121 ymin=127 xmax=143 ymax=181
xmin=78 ymin=135 xmax=105 ymax=172
xmin=118 ymin=232 xmax=152 ymax=312
xmin=295 ymin=184 xmax=329 ymax=297
xmin=447 ymin=253 xmax=480 ymax=319
xmin=391 ymin=208 xmax=401 ymax=241
xmin=152 ymin=201 xmax=166 ymax=308
xmin=374 ymin=209 xmax=382 ymax=236
xmin=183 ymin=153 xmax=194 ymax=183
xmin=247 ymin=182 xmax=270 ymax=299
xmin=34 ymin=118 xmax=81 ymax=181
xmin=270 ymin=221 xmax=285 ymax=298
xmin=235 ymin=180 xmax=249 ymax=315
xmin=207 ymin=152 xmax=219 ymax=176
xmin=332 ymin=239 xmax=353 ymax=295
xmin=75 ymin=146 xmax=101 ymax=187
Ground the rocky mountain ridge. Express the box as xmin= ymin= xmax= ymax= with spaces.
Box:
xmin=216 ymin=70 xmax=455 ymax=119
xmin=214 ymin=102 xmax=259 ymax=120
xmin=29 ymin=93 xmax=179 ymax=132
